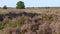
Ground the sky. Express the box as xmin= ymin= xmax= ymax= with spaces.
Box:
xmin=0 ymin=0 xmax=60 ymax=7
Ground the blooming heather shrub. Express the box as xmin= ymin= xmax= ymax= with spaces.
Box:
xmin=20 ymin=13 xmax=59 ymax=34
xmin=0 ymin=22 xmax=5 ymax=29
xmin=9 ymin=16 xmax=25 ymax=27
xmin=0 ymin=12 xmax=59 ymax=34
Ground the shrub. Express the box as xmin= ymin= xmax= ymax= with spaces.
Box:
xmin=9 ymin=17 xmax=25 ymax=27
xmin=0 ymin=22 xmax=6 ymax=29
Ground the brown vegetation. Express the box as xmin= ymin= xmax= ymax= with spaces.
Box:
xmin=0 ymin=9 xmax=60 ymax=34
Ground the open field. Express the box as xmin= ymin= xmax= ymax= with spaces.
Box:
xmin=0 ymin=8 xmax=60 ymax=15
xmin=0 ymin=8 xmax=60 ymax=34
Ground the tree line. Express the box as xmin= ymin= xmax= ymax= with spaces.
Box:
xmin=0 ymin=1 xmax=25 ymax=9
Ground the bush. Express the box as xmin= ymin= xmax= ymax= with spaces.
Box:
xmin=9 ymin=17 xmax=25 ymax=27
xmin=0 ymin=22 xmax=6 ymax=29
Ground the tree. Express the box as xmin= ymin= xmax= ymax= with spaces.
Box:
xmin=3 ymin=5 xmax=7 ymax=9
xmin=16 ymin=1 xmax=25 ymax=9
xmin=0 ymin=7 xmax=1 ymax=9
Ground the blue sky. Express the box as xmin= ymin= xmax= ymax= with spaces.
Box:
xmin=0 ymin=0 xmax=60 ymax=7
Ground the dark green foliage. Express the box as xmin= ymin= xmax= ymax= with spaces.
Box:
xmin=3 ymin=5 xmax=7 ymax=9
xmin=16 ymin=1 xmax=25 ymax=9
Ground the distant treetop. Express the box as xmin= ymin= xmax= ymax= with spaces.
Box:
xmin=16 ymin=1 xmax=25 ymax=9
xmin=3 ymin=5 xmax=7 ymax=9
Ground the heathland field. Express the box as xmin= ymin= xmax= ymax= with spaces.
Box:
xmin=0 ymin=8 xmax=60 ymax=34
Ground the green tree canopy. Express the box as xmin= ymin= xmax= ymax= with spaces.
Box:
xmin=3 ymin=5 xmax=7 ymax=9
xmin=16 ymin=1 xmax=25 ymax=9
